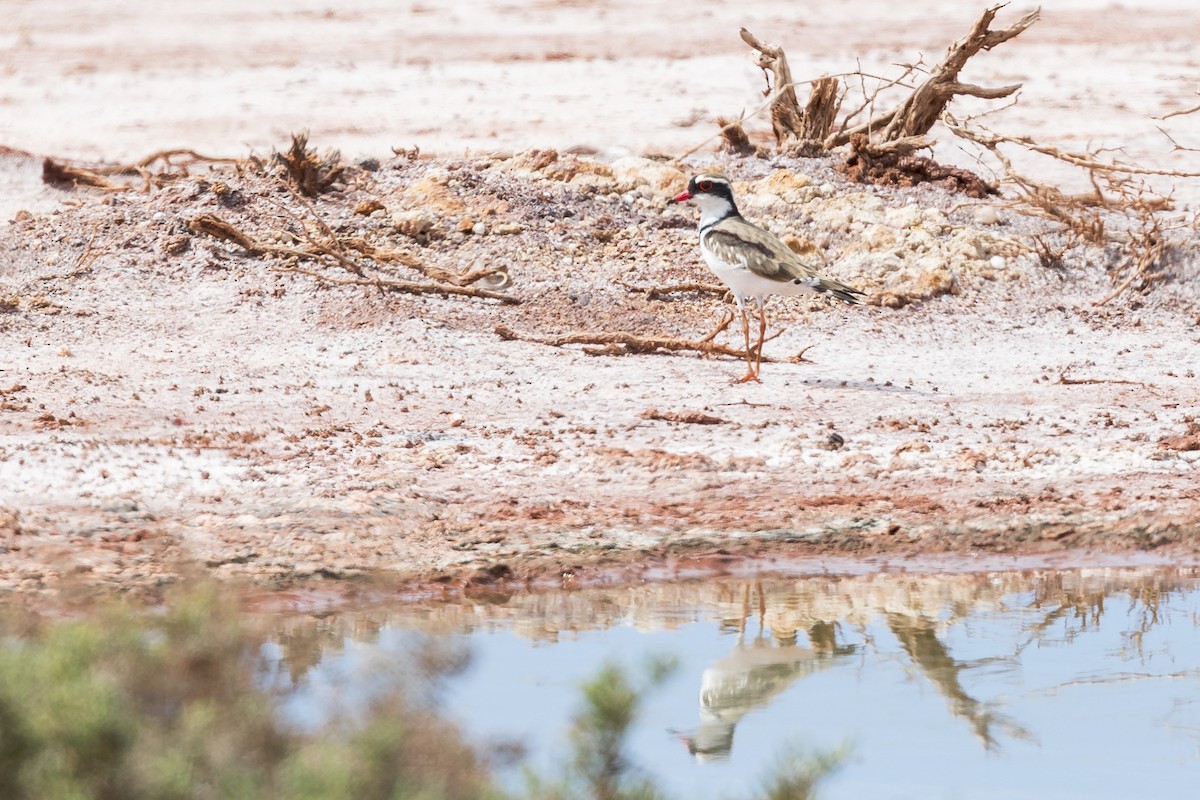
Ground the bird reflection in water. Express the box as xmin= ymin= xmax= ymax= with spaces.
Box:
xmin=676 ymin=583 xmax=857 ymax=762
xmin=676 ymin=582 xmax=1035 ymax=761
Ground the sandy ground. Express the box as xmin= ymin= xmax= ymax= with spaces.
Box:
xmin=1 ymin=1 xmax=1199 ymax=593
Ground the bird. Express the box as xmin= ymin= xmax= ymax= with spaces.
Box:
xmin=668 ymin=173 xmax=863 ymax=383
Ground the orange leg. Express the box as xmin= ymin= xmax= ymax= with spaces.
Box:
xmin=754 ymin=303 xmax=769 ymax=379
xmin=733 ymin=306 xmax=761 ymax=384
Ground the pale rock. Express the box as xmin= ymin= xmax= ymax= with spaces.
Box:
xmin=920 ymin=208 xmax=949 ymax=227
xmin=885 ymin=205 xmax=924 ymax=229
xmin=610 ymin=156 xmax=685 ymax=193
xmin=391 ymin=210 xmax=439 ymax=239
xmin=974 ymin=206 xmax=1000 ymax=225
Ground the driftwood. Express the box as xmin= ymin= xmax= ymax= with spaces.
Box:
xmin=494 ymin=324 xmax=767 ymax=359
xmin=740 ymin=27 xmax=841 ymax=153
xmin=494 ymin=311 xmax=808 ymax=362
xmin=827 ymin=5 xmax=1039 ymax=148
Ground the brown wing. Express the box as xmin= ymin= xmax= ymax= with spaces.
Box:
xmin=705 ymin=219 xmax=864 ymax=303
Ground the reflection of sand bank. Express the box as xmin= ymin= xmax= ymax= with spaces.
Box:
xmin=352 ymin=567 xmax=1190 ymax=642
xmin=262 ymin=567 xmax=1196 ymax=756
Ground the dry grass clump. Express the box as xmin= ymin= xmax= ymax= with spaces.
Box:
xmin=273 ymin=131 xmax=347 ymax=196
xmin=944 ymin=112 xmax=1200 ymax=304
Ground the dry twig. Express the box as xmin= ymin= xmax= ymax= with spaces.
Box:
xmin=618 ymin=281 xmax=730 ymax=300
xmin=944 ymin=113 xmax=1200 ymax=179
xmin=640 ymin=408 xmax=727 ymax=425
xmin=494 ymin=324 xmax=778 ymax=360
xmin=944 ymin=110 xmax=1195 ymax=303
xmin=42 ymin=150 xmax=239 ymax=191
xmin=187 ymin=213 xmax=518 ymax=304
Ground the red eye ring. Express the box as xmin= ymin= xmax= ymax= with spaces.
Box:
xmin=698 ymin=180 xmax=713 ymax=192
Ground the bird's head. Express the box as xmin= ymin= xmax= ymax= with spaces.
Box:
xmin=668 ymin=174 xmax=738 ymax=222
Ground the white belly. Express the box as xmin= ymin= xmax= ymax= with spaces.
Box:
xmin=700 ymin=246 xmax=817 ymax=305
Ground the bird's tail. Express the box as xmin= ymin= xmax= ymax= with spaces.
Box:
xmin=814 ymin=277 xmax=866 ymax=305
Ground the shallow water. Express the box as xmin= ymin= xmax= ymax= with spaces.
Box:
xmin=261 ymin=566 xmax=1200 ymax=798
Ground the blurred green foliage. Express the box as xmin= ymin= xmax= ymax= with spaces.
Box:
xmin=0 ymin=585 xmax=841 ymax=800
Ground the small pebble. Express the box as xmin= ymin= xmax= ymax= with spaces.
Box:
xmin=990 ymin=255 xmax=1006 ymax=270
xmin=974 ymin=206 xmax=1000 ymax=225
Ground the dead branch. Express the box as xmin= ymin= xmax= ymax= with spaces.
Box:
xmin=680 ymin=68 xmax=902 ymax=163
xmin=343 ymin=238 xmax=508 ymax=287
xmin=943 ymin=111 xmax=1191 ymax=303
xmin=640 ymin=408 xmax=727 ymax=425
xmin=277 ymin=265 xmax=519 ymax=304
xmin=133 ymin=149 xmax=236 ymax=168
xmin=740 ymin=27 xmax=804 ymax=146
xmin=945 ymin=113 xmax=1200 ymax=179
xmin=494 ymin=324 xmax=774 ymax=360
xmin=834 ymin=60 xmax=920 ymax=144
xmin=1156 ymin=98 xmax=1200 ymax=121
xmin=1093 ymin=216 xmax=1169 ymax=306
xmin=697 ymin=308 xmax=735 ymax=342
xmin=188 ymin=213 xmax=519 ymax=304
xmin=42 ymin=159 xmax=122 ymax=190
xmin=803 ymin=76 xmax=842 ymax=141
xmin=1157 ymin=126 xmax=1200 ymax=154
xmin=827 ymin=5 xmax=1039 ymax=147
xmin=250 ymin=187 xmax=508 ymax=288
xmin=42 ymin=150 xmax=240 ymax=191
xmin=619 ymin=281 xmax=730 ymax=300
xmin=884 ymin=5 xmax=1037 ymax=139
xmin=740 ymin=27 xmax=842 ymax=152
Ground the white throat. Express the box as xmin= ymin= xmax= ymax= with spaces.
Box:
xmin=693 ymin=193 xmax=735 ymax=230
